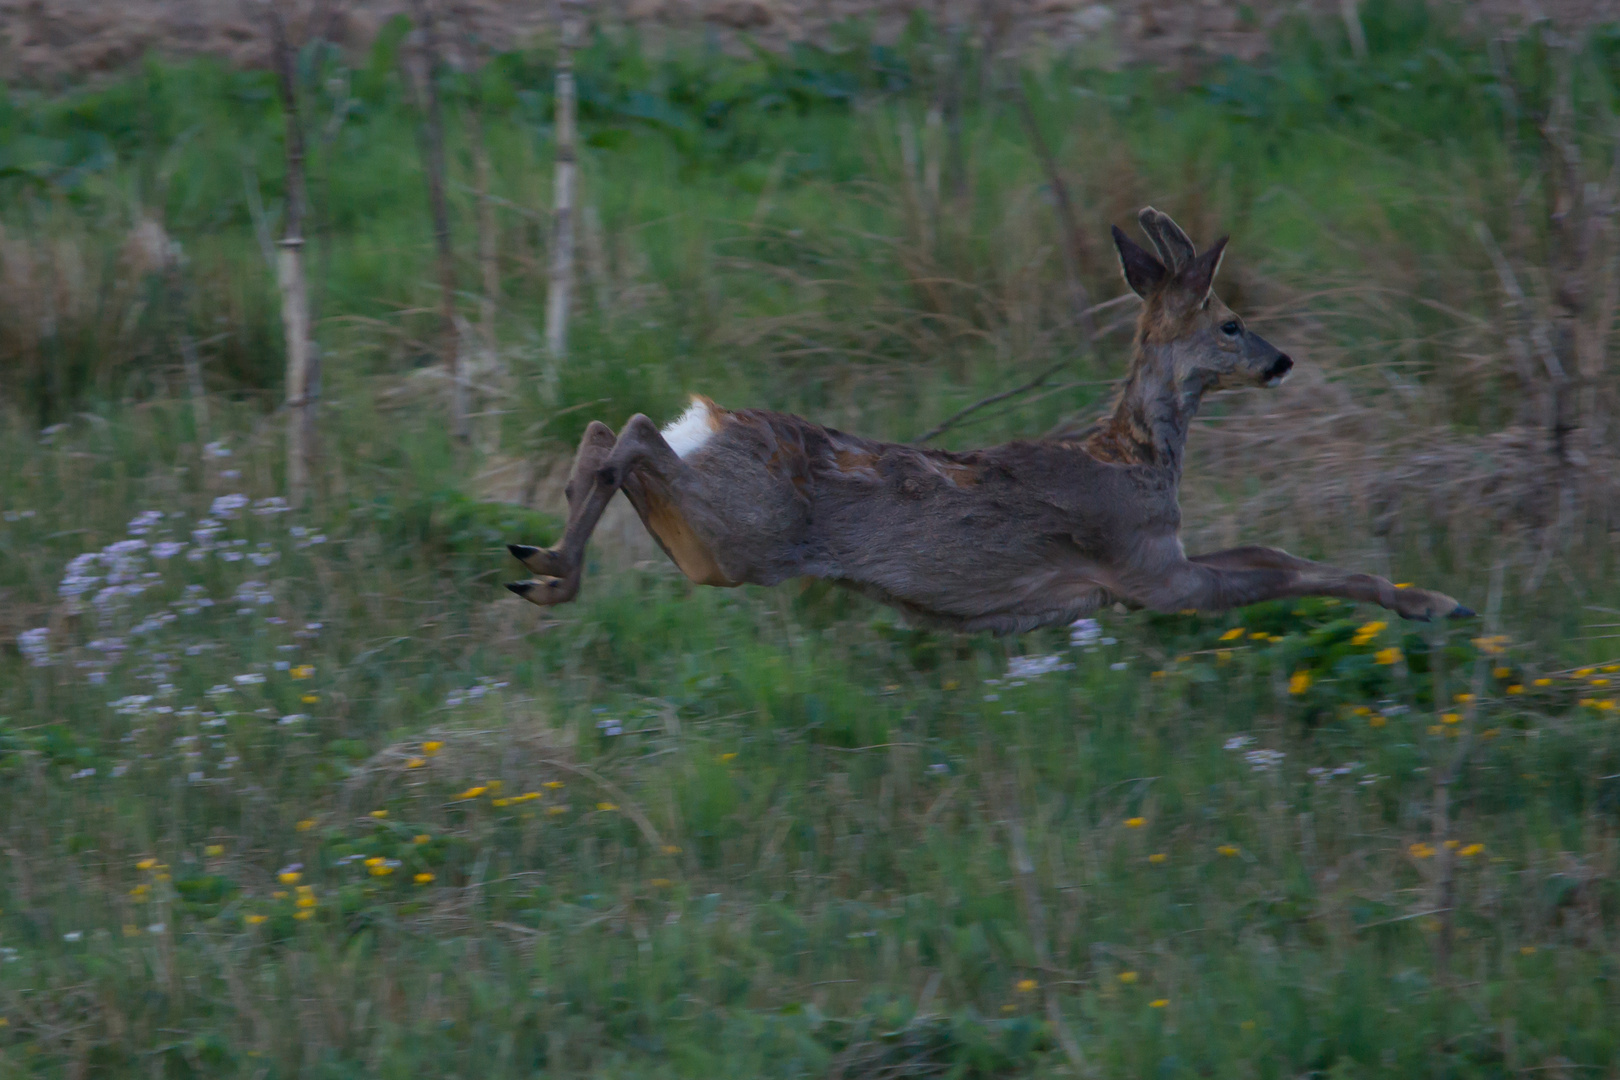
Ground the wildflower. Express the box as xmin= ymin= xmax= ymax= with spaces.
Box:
xmin=492 ymin=798 xmax=509 ymax=807
xmin=406 ymin=757 xmax=426 ymax=769
xmin=294 ymin=910 xmax=313 ymax=920
xmin=650 ymin=878 xmax=673 ymax=888
xmin=719 ymin=752 xmax=738 ymax=763
xmin=1473 ymin=635 xmax=1508 ymax=655
xmin=1493 ymin=667 xmax=1513 ymax=680
xmin=1150 ymin=670 xmax=1167 ymax=680
xmin=1576 ymin=667 xmax=1595 ymax=678
xmin=545 ymin=806 xmax=567 ymax=816
xmin=1520 ymin=946 xmax=1535 ymax=956
xmin=543 ymin=780 xmax=564 ymax=789
xmin=296 ymin=819 xmax=316 ymax=832
xmin=1150 ymin=999 xmax=1169 ymax=1009
xmin=233 ymin=672 xmax=266 ymax=686
xmin=1268 ymin=634 xmax=1284 ymax=643
xmin=296 ymin=894 xmax=316 ymax=909
xmin=1459 ymin=843 xmax=1484 ymax=857
xmin=415 ymin=872 xmax=434 ymax=885
xmin=1288 ymin=670 xmax=1312 ymax=695
xmin=596 ymin=802 xmax=619 ymax=812
xmin=1148 ymin=853 xmax=1167 ymax=864
xmin=1441 ymin=713 xmax=1461 ymax=725
xmin=63 ymin=932 xmax=83 ymax=942
xmin=136 ymin=858 xmax=157 ymax=871
xmin=290 ymin=665 xmax=314 ymax=679
xmin=661 ymin=845 xmax=682 ymax=855
xmin=1454 ymin=693 xmax=1474 ymax=704
xmin=422 ymin=741 xmax=443 ymax=756
xmin=369 ymin=810 xmax=388 ymax=819
xmin=1409 ymin=842 xmax=1435 ymax=859
xmin=1219 ymin=627 xmax=1245 ymax=642
xmin=1605 ymin=665 xmax=1620 ymax=673
xmin=1244 ymin=748 xmax=1285 ymax=772
xmin=1222 ymin=735 xmax=1255 ymax=750
xmin=279 ymin=870 xmax=301 ymax=885
xmin=1506 ymin=684 xmax=1524 ymax=695
xmin=1124 ymin=817 xmax=1146 ymax=829
xmin=414 ymin=834 xmax=431 ymax=845
xmin=1217 ymin=845 xmax=1239 ymax=857
xmin=1249 ymin=631 xmax=1268 ymax=640
xmin=1444 ymin=839 xmax=1459 ymax=850
xmin=1369 ymin=714 xmax=1387 ymax=728
xmin=1533 ymin=678 xmax=1552 ymax=687
xmin=457 ymin=787 xmax=487 ymax=800
xmin=1593 ymin=679 xmax=1612 ymax=688
xmin=1597 ymin=700 xmax=1617 ymax=712
xmin=1394 ymin=582 xmax=1412 ymax=588
xmin=205 ymin=845 xmax=224 ymax=857
xmin=1374 ymin=647 xmax=1401 ymax=666
xmin=130 ymin=884 xmax=149 ymax=899
xmin=301 ymin=694 xmax=318 ymax=704
xmin=1016 ymin=978 xmax=1038 ymax=993
xmin=1118 ymin=971 xmax=1138 ymax=984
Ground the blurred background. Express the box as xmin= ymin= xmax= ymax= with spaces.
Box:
xmin=2 ymin=1 xmax=1620 ymax=1075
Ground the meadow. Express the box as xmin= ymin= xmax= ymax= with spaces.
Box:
xmin=3 ymin=3 xmax=1620 ymax=1075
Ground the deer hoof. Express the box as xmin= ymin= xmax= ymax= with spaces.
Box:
xmin=1448 ymin=604 xmax=1477 ymax=620
xmin=506 ymin=577 xmax=577 ymax=607
xmin=508 ymin=543 xmax=568 ymax=577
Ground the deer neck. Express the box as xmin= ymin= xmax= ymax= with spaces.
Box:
xmin=1091 ymin=342 xmax=1209 ymax=473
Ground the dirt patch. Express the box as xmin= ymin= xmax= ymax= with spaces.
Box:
xmin=3 ymin=1 xmax=1614 ymax=86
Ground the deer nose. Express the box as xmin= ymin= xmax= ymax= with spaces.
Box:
xmin=1263 ymin=354 xmax=1293 ymax=384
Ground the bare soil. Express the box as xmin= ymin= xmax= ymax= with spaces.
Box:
xmin=3 ymin=0 xmax=1615 ymax=86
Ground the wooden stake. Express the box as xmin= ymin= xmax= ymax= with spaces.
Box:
xmin=268 ymin=1 xmax=314 ymax=505
xmin=409 ymin=0 xmax=468 ymax=442
xmin=545 ymin=0 xmax=585 ymax=393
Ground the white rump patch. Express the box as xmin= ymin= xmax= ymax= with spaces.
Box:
xmin=661 ymin=397 xmax=718 ymax=459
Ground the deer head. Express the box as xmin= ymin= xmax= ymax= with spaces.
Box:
xmin=1112 ymin=207 xmax=1293 ymax=393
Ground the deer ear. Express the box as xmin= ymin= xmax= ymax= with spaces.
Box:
xmin=1174 ymin=235 xmax=1228 ymax=304
xmin=1137 ymin=207 xmax=1196 ymax=273
xmin=1112 ymin=225 xmax=1167 ymax=299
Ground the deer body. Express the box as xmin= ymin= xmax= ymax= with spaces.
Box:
xmin=508 ymin=209 xmax=1472 ymax=629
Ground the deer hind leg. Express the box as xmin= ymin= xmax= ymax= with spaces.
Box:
xmin=1139 ymin=545 xmax=1473 ymax=621
xmin=507 ymin=415 xmax=702 ymax=606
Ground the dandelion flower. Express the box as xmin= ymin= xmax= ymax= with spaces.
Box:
xmin=301 ymin=694 xmax=318 ymax=704
xmin=546 ymin=806 xmax=567 ymax=816
xmin=1118 ymin=971 xmax=1138 ymax=984
xmin=369 ymin=865 xmax=393 ymax=877
xmin=1441 ymin=713 xmax=1461 ymax=725
xmin=1454 ymin=693 xmax=1474 ymax=704
xmin=245 ymin=914 xmax=267 ymax=926
xmin=1409 ymin=842 xmax=1435 ymax=859
xmin=1249 ymin=631 xmax=1268 ymax=640
xmin=543 ymin=780 xmax=564 ymax=789
xmin=1369 ymin=714 xmax=1387 ymax=728
xmin=296 ymin=819 xmax=316 ymax=831
xmin=414 ymin=872 xmax=434 ymax=885
xmin=457 ymin=787 xmax=487 ymax=800
xmin=1506 ymin=685 xmax=1524 ymax=695
xmin=136 ymin=858 xmax=157 ymax=871
xmin=1217 ymin=845 xmax=1239 ymax=857
xmin=1150 ymin=670 xmax=1167 ymax=680
xmin=370 ymin=810 xmax=388 ymax=819
xmin=1219 ymin=627 xmax=1244 ymax=642
xmin=1394 ymin=582 xmax=1412 ymax=589
xmin=1124 ymin=817 xmax=1145 ymax=829
xmin=1444 ymin=839 xmax=1460 ymax=850
xmin=596 ymin=802 xmax=619 ymax=812
xmin=291 ymin=665 xmax=314 ymax=679
xmin=422 ymin=741 xmax=443 ymax=756
xmin=406 ymin=757 xmax=426 ymax=769
xmin=294 ymin=910 xmax=313 ymax=921
xmin=279 ymin=871 xmax=301 ymax=885
xmin=1150 ymin=999 xmax=1169 ymax=1009
xmin=296 ymin=895 xmax=316 ymax=909
xmin=414 ymin=834 xmax=430 ymax=844
xmin=1288 ymin=670 xmax=1312 ymax=695
xmin=1533 ymin=678 xmax=1552 ymax=687
xmin=492 ymin=798 xmax=509 ymax=807
xmin=1374 ymin=647 xmax=1401 ymax=666
xmin=1148 ymin=853 xmax=1167 ymax=864
xmin=718 ymin=752 xmax=738 ymax=763
xmin=1459 ymin=843 xmax=1484 ymax=857
xmin=1493 ymin=667 xmax=1513 ymax=680
xmin=1016 ymin=979 xmax=1037 ymax=993
xmin=650 ymin=878 xmax=673 ymax=888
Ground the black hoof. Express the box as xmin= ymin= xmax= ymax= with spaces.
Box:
xmin=508 ymin=543 xmax=541 ymax=563
xmin=505 ymin=581 xmax=535 ymax=597
xmin=1449 ymin=605 xmax=1477 ymax=620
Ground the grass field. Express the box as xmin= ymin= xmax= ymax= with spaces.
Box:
xmin=4 ymin=3 xmax=1620 ymax=1076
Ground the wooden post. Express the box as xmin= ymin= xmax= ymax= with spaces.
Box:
xmin=268 ymin=1 xmax=314 ymax=504
xmin=409 ymin=0 xmax=468 ymax=442
xmin=544 ymin=0 xmax=584 ymax=393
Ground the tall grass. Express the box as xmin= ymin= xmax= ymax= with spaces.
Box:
xmin=3 ymin=3 xmax=1620 ymax=1075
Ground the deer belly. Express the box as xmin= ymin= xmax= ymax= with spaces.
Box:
xmin=637 ymin=488 xmax=738 ymax=587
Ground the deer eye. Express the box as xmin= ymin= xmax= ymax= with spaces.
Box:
xmin=1220 ymin=320 xmax=1241 ymax=337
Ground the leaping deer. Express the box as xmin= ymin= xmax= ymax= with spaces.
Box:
xmin=506 ymin=208 xmax=1473 ymax=633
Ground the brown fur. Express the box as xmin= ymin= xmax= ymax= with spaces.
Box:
xmin=506 ymin=209 xmax=1473 ymax=632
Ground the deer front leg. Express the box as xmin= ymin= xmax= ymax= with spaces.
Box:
xmin=506 ymin=415 xmax=688 ymax=607
xmin=1135 ymin=545 xmax=1473 ymax=621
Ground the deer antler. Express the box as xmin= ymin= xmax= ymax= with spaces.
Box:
xmin=1137 ymin=206 xmax=1196 ymax=273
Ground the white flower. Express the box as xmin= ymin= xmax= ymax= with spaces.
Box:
xmin=63 ymin=931 xmax=83 ymax=942
xmin=204 ymin=441 xmax=232 ymax=459
xmin=1223 ymin=734 xmax=1256 ymax=751
xmin=233 ymin=673 xmax=266 ymax=686
xmin=210 ymin=494 xmax=250 ymax=518
xmin=1069 ymin=618 xmax=1103 ymax=648
xmin=1006 ymin=655 xmax=1073 ymax=680
xmin=1244 ymin=748 xmax=1286 ymax=772
xmin=151 ymin=541 xmax=186 ymax=560
xmin=252 ymin=497 xmax=290 ymax=515
xmin=17 ymin=626 xmax=52 ymax=666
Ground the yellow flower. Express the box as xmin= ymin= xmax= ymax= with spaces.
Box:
xmin=1148 ymin=853 xmax=1167 ymax=864
xmin=422 ymin=741 xmax=443 ymax=756
xmin=1216 ymin=649 xmax=1232 ymax=664
xmin=596 ymin=802 xmax=619 ymax=812
xmin=1375 ymin=647 xmax=1401 ymax=666
xmin=415 ymin=872 xmax=435 ymax=884
xmin=130 ymin=884 xmax=149 ymax=899
xmin=1351 ymin=705 xmax=1371 ymax=716
xmin=291 ymin=665 xmax=314 ymax=679
xmin=1369 ymin=714 xmax=1387 ymax=728
xmin=457 ymin=787 xmax=487 ymax=800
xmin=370 ymin=810 xmax=388 ymax=819
xmin=1217 ymin=845 xmax=1239 ymax=857
xmin=136 ymin=858 xmax=157 ymax=871
xmin=272 ymin=890 xmax=288 ymax=900
xmin=1394 ymin=582 xmax=1412 ymax=589
xmin=543 ymin=780 xmax=564 ymax=789
xmin=364 ymin=856 xmax=384 ymax=866
xmin=1520 ymin=946 xmax=1536 ymax=956
xmin=1441 ymin=713 xmax=1461 ymax=725
xmin=546 ymin=806 xmax=567 ymax=816
xmin=294 ymin=909 xmax=313 ymax=920
xmin=1118 ymin=971 xmax=1138 ymax=984
xmin=245 ymin=914 xmax=267 ymax=925
xmin=1506 ymin=684 xmax=1524 ymax=695
xmin=1150 ymin=670 xmax=1167 ymax=680
xmin=1268 ymin=635 xmax=1285 ymax=643
xmin=1576 ymin=667 xmax=1595 ymax=677
xmin=279 ymin=871 xmax=301 ymax=885
xmin=719 ymin=752 xmax=738 ymax=763
xmin=1288 ymin=670 xmax=1312 ymax=695
xmin=1150 ymin=999 xmax=1169 ymax=1009
xmin=1444 ymin=839 xmax=1459 ymax=850
xmin=1016 ymin=978 xmax=1037 ymax=993
xmin=296 ymin=819 xmax=316 ymax=831
xmin=414 ymin=834 xmax=431 ymax=844
xmin=1409 ymin=842 xmax=1435 ymax=859
xmin=1454 ymin=693 xmax=1474 ymax=704
xmin=1597 ymin=700 xmax=1617 ymax=712
xmin=369 ymin=864 xmax=393 ymax=877
xmin=1219 ymin=627 xmax=1245 ymax=642
xmin=1124 ymin=817 xmax=1145 ymax=829
xmin=1493 ymin=667 xmax=1513 ymax=680
xmin=301 ymin=694 xmax=318 ymax=704
xmin=1593 ymin=678 xmax=1612 ymax=687
xmin=650 ymin=877 xmax=674 ymax=888
xmin=1533 ymin=678 xmax=1552 ymax=687
xmin=296 ymin=884 xmax=312 ymax=894
xmin=1459 ymin=843 xmax=1484 ymax=857
xmin=661 ymin=845 xmax=682 ymax=855
xmin=492 ymin=798 xmax=510 ymax=807
xmin=1249 ymin=631 xmax=1268 ymax=640
xmin=1605 ymin=665 xmax=1620 ymax=673
xmin=405 ymin=757 xmax=426 ymax=769
xmin=205 ymin=844 xmax=224 ymax=857
xmin=296 ymin=895 xmax=316 ymax=909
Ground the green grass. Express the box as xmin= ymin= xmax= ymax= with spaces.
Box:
xmin=4 ymin=3 xmax=1620 ymax=1076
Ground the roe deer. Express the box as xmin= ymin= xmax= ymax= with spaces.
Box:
xmin=506 ymin=208 xmax=1473 ymax=633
